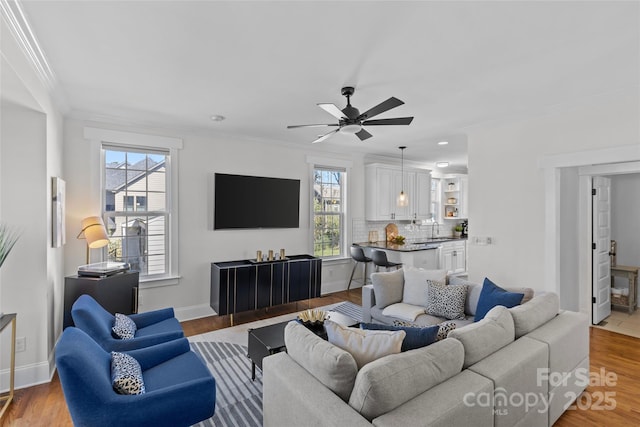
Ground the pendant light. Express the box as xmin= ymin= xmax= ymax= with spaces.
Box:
xmin=397 ymin=146 xmax=409 ymax=207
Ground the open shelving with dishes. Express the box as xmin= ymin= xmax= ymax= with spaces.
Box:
xmin=441 ymin=175 xmax=468 ymax=220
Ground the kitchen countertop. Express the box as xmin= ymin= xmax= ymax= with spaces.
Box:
xmin=354 ymin=237 xmax=467 ymax=252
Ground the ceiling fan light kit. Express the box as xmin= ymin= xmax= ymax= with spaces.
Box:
xmin=287 ymin=86 xmax=414 ymax=144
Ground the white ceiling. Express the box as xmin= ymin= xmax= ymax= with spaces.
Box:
xmin=18 ymin=1 xmax=640 ymax=171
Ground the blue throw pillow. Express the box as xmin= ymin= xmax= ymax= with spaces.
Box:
xmin=360 ymin=323 xmax=439 ymax=352
xmin=474 ymin=278 xmax=524 ymax=321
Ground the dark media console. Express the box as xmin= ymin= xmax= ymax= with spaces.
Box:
xmin=210 ymin=255 xmax=322 ymax=316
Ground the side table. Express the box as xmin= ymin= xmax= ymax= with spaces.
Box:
xmin=611 ymin=265 xmax=638 ymax=314
xmin=0 ymin=313 xmax=16 ymax=419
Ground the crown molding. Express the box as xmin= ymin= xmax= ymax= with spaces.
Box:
xmin=1 ymin=0 xmax=68 ymax=110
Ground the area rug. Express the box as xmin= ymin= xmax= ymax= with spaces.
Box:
xmin=188 ymin=301 xmax=362 ymax=426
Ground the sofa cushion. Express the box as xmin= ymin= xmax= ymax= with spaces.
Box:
xmin=425 ymin=281 xmax=467 ymax=320
xmin=509 ymin=292 xmax=560 ymax=338
xmin=284 ymin=321 xmax=358 ymax=402
xmin=325 ymin=320 xmax=404 ymax=370
xmin=381 ymin=303 xmax=425 ymax=322
xmin=371 ymin=268 xmax=404 ymax=309
xmin=448 ymin=305 xmax=515 ymax=368
xmin=360 ymin=322 xmax=439 ymax=352
xmin=474 ymin=278 xmax=524 ymax=321
xmin=348 ymin=338 xmax=464 ymax=421
xmin=402 ymin=267 xmax=447 ymax=305
xmin=112 ymin=313 xmax=137 ymax=339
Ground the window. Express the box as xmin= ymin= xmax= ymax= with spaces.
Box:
xmin=103 ymin=146 xmax=169 ymax=277
xmin=313 ymin=167 xmax=345 ymax=258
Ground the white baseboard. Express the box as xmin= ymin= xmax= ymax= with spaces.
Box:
xmin=0 ymin=358 xmax=54 ymax=393
xmin=322 ymin=279 xmax=362 ymax=295
xmin=174 ymin=304 xmax=216 ymax=322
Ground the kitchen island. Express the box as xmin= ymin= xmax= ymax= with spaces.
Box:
xmin=354 ymin=237 xmax=467 ymax=270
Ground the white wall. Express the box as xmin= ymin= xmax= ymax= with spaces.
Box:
xmin=0 ymin=22 xmax=65 ymax=389
xmin=63 ymin=119 xmax=367 ymax=317
xmin=467 ymin=94 xmax=640 ymax=309
xmin=610 ymin=173 xmax=640 ymax=302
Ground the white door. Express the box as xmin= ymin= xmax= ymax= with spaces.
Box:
xmin=592 ymin=176 xmax=612 ymax=324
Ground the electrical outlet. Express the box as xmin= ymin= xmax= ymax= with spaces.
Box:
xmin=16 ymin=336 xmax=26 ymax=352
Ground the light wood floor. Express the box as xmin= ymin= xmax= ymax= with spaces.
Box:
xmin=2 ymin=290 xmax=638 ymax=426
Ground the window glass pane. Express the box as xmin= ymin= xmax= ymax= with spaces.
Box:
xmin=103 ymin=145 xmax=170 ymax=278
xmin=312 ymin=166 xmax=345 ymax=258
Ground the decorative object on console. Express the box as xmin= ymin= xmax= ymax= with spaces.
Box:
xmin=474 ymin=278 xmax=525 ymax=322
xmin=77 ymin=216 xmax=109 ymax=263
xmin=287 ymin=86 xmax=414 ymax=144
xmin=397 ymin=146 xmax=409 ymax=207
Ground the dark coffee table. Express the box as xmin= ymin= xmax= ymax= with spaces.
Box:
xmin=247 ymin=310 xmax=358 ymax=380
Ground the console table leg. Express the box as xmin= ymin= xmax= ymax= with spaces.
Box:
xmin=251 ymin=362 xmax=256 ymax=381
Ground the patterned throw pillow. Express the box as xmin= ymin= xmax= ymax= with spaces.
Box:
xmin=425 ymin=280 xmax=468 ymax=320
xmin=392 ymin=319 xmax=419 ymax=328
xmin=112 ymin=313 xmax=137 ymax=340
xmin=111 ymin=352 xmax=145 ymax=395
xmin=436 ymin=321 xmax=457 ymax=341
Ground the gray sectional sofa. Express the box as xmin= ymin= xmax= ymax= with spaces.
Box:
xmin=263 ymin=269 xmax=589 ymax=427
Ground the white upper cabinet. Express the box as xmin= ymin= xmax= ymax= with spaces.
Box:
xmin=365 ymin=164 xmax=431 ymax=221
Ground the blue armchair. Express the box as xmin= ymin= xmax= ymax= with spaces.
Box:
xmin=71 ymin=294 xmax=184 ymax=351
xmin=56 ymin=327 xmax=216 ymax=427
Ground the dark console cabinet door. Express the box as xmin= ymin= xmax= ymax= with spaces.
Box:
xmin=63 ymin=271 xmax=139 ymax=328
xmin=210 ymin=255 xmax=321 ymax=316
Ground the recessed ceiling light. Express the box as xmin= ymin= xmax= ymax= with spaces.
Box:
xmin=436 ymin=162 xmax=449 ymax=168
xmin=210 ymin=115 xmax=225 ymax=122
xmin=438 ymin=141 xmax=449 ymax=145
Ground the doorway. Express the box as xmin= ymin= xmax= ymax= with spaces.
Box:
xmin=540 ymin=146 xmax=640 ymax=325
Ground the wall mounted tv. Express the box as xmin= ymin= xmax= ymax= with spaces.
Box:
xmin=214 ymin=173 xmax=300 ymax=230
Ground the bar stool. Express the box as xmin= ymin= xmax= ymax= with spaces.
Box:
xmin=348 ymin=245 xmax=372 ymax=290
xmin=371 ymin=250 xmax=402 ymax=272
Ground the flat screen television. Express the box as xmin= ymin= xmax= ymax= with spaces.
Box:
xmin=214 ymin=173 xmax=300 ymax=229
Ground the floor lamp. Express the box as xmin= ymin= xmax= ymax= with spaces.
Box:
xmin=77 ymin=216 xmax=109 ymax=264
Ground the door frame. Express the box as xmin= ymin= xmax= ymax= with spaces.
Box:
xmin=539 ymin=144 xmax=640 ymax=322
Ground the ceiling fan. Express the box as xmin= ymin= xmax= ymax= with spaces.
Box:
xmin=287 ymin=86 xmax=414 ymax=143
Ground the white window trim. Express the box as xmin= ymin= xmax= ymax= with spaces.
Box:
xmin=85 ymin=127 xmax=182 ymax=286
xmin=306 ymin=155 xmax=353 ymax=259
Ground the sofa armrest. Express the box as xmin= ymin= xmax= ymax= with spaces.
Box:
xmin=362 ymin=285 xmax=375 ymax=323
xmin=263 ymin=352 xmax=372 ymax=427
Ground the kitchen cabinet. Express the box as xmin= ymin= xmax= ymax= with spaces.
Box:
xmin=442 ymin=175 xmax=468 ymax=220
xmin=440 ymin=240 xmax=466 ymax=274
xmin=365 ymin=164 xmax=432 ymax=221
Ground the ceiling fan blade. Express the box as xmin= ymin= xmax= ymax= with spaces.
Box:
xmin=362 ymin=117 xmax=414 ymax=126
xmin=317 ymin=103 xmax=346 ymax=119
xmin=357 ymin=97 xmax=404 ymax=121
xmin=287 ymin=124 xmax=339 ymax=129
xmin=312 ymin=129 xmax=340 ymax=144
xmin=355 ymin=128 xmax=373 ymax=141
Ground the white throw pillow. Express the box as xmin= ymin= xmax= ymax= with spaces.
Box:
xmin=402 ymin=267 xmax=447 ymax=305
xmin=325 ymin=320 xmax=405 ymax=369
xmin=381 ymin=303 xmax=426 ymax=322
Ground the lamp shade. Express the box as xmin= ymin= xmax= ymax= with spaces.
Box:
xmin=80 ymin=216 xmax=109 ymax=248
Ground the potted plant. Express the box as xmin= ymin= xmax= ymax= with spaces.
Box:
xmin=454 ymin=224 xmax=464 ymax=238
xmin=0 ymin=223 xmax=19 ymax=317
